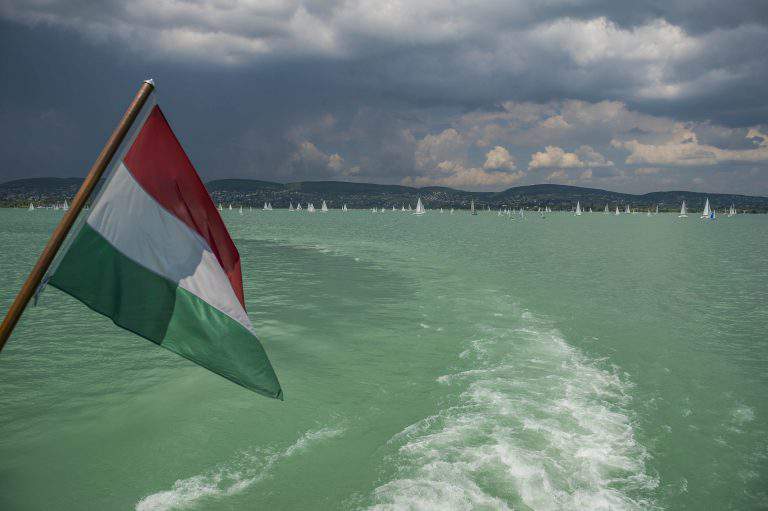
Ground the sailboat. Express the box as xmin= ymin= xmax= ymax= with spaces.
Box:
xmin=701 ymin=198 xmax=714 ymax=220
xmin=308 ymin=203 xmax=316 ymax=213
xmin=470 ymin=200 xmax=477 ymax=215
xmin=575 ymin=201 xmax=582 ymax=216
xmin=414 ymin=197 xmax=426 ymax=215
xmin=342 ymin=204 xmax=348 ymax=212
xmin=407 ymin=204 xmax=412 ymax=212
xmin=728 ymin=204 xmax=736 ymax=217
xmin=228 ymin=204 xmax=233 ymax=211
xmin=604 ymin=204 xmax=609 ymax=214
xmin=62 ymin=200 xmax=69 ymax=211
xmin=589 ymin=208 xmax=593 ymax=213
xmin=625 ymin=204 xmax=631 ymax=214
xmin=296 ymin=203 xmax=303 ymax=211
xmin=450 ymin=208 xmax=454 ymax=215
xmin=655 ymin=204 xmax=659 ymax=215
xmin=679 ymin=201 xmax=687 ymax=218
xmin=615 ymin=206 xmax=620 ymax=215
xmin=239 ymin=205 xmax=243 ymax=216
xmin=401 ymin=205 xmax=405 ymax=212
xmin=28 ymin=202 xmax=34 ymax=211
xmin=392 ymin=206 xmax=396 ymax=212
xmin=263 ymin=202 xmax=269 ymax=211
xmin=289 ymin=202 xmax=295 ymax=211
xmin=218 ymin=203 xmax=223 ymax=212
xmin=321 ymin=200 xmax=328 ymax=212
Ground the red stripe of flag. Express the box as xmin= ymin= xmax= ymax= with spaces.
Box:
xmin=123 ymin=106 xmax=245 ymax=307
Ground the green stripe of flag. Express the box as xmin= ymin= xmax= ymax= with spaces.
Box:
xmin=50 ymin=224 xmax=283 ymax=399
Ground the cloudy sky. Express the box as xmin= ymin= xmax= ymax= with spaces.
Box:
xmin=1 ymin=1 xmax=767 ymax=194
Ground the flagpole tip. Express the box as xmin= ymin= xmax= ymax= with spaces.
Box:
xmin=144 ymin=78 xmax=155 ymax=88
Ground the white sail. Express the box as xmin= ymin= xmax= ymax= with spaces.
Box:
xmin=62 ymin=200 xmax=69 ymax=211
xmin=297 ymin=203 xmax=303 ymax=210
xmin=289 ymin=202 xmax=295 ymax=211
xmin=342 ymin=204 xmax=348 ymax=212
xmin=655 ymin=204 xmax=659 ymax=215
xmin=392 ymin=206 xmax=396 ymax=211
xmin=321 ymin=200 xmax=328 ymax=212
xmin=401 ymin=205 xmax=405 ymax=212
xmin=414 ymin=197 xmax=425 ymax=215
xmin=604 ymin=204 xmax=609 ymax=214
xmin=408 ymin=204 xmax=412 ymax=211
xmin=701 ymin=198 xmax=711 ymax=219
xmin=218 ymin=203 xmax=223 ymax=211
xmin=239 ymin=205 xmax=243 ymax=215
xmin=615 ymin=206 xmax=620 ymax=215
xmin=470 ymin=200 xmax=476 ymax=215
xmin=625 ymin=204 xmax=631 ymax=214
xmin=679 ymin=201 xmax=687 ymax=217
xmin=28 ymin=202 xmax=34 ymax=211
xmin=228 ymin=204 xmax=233 ymax=211
xmin=575 ymin=201 xmax=582 ymax=216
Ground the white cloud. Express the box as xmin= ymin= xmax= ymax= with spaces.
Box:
xmin=483 ymin=146 xmax=516 ymax=170
xmin=612 ymin=127 xmax=768 ymax=166
xmin=531 ymin=17 xmax=699 ymax=65
xmin=529 ymin=145 xmax=612 ymax=169
xmin=635 ymin=167 xmax=662 ymax=175
xmin=415 ymin=128 xmax=466 ymax=170
xmin=747 ymin=128 xmax=768 ymax=147
xmin=402 ymin=161 xmax=524 ymax=190
xmin=289 ymin=141 xmax=351 ymax=176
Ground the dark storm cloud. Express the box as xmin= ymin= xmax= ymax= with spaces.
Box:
xmin=0 ymin=1 xmax=767 ymax=194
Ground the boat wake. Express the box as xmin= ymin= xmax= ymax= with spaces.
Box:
xmin=368 ymin=304 xmax=658 ymax=510
xmin=135 ymin=426 xmax=344 ymax=511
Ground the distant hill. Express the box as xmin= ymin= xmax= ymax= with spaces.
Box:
xmin=0 ymin=177 xmax=83 ymax=198
xmin=206 ymin=180 xmax=768 ymax=212
xmin=2 ymin=177 xmax=767 ymax=212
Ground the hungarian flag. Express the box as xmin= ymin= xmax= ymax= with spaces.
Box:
xmin=47 ymin=97 xmax=282 ymax=399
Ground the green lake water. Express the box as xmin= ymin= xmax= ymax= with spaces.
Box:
xmin=0 ymin=208 xmax=766 ymax=510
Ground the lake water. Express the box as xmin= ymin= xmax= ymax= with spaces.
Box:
xmin=1 ymin=208 xmax=766 ymax=510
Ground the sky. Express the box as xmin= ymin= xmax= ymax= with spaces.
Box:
xmin=1 ymin=1 xmax=767 ymax=195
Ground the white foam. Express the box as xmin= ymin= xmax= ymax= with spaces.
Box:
xmin=369 ymin=306 xmax=657 ymax=510
xmin=135 ymin=427 xmax=343 ymax=511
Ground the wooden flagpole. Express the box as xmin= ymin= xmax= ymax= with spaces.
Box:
xmin=0 ymin=79 xmax=155 ymax=352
